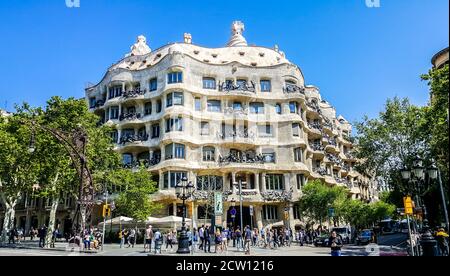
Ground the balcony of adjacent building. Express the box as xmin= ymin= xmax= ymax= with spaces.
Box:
xmin=305 ymin=99 xmax=322 ymax=116
xmin=117 ymin=127 xmax=149 ymax=146
xmin=308 ymin=140 xmax=325 ymax=158
xmin=283 ymin=80 xmax=306 ymax=96
xmin=322 ymin=133 xmax=339 ymax=154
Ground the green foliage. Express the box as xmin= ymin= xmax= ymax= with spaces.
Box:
xmin=299 ymin=180 xmax=396 ymax=229
xmin=354 ymin=97 xmax=428 ymax=193
xmin=422 ymin=64 xmax=449 ymax=188
xmin=109 ymin=167 xmax=161 ymax=222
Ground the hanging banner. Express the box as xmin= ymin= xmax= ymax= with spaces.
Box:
xmin=214 ymin=193 xmax=223 ymax=215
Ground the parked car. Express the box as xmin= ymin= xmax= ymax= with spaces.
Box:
xmin=356 ymin=229 xmax=374 ymax=246
xmin=314 ymin=234 xmax=330 ymax=247
xmin=332 ymin=227 xmax=352 ymax=244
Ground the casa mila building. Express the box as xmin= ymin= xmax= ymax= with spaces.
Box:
xmin=85 ymin=21 xmax=379 ymax=230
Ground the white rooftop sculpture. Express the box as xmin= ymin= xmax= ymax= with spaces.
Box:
xmin=227 ymin=21 xmax=248 ymax=47
xmin=126 ymin=35 xmax=151 ymax=57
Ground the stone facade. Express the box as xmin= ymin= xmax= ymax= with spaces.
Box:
xmin=85 ymin=22 xmax=379 ymax=230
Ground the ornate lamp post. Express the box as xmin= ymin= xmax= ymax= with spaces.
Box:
xmin=401 ymin=156 xmax=438 ymax=256
xmin=175 ymin=176 xmax=195 ymax=254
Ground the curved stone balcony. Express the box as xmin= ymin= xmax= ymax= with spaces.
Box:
xmin=218 ymin=80 xmax=256 ymax=95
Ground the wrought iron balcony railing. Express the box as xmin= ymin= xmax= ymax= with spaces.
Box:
xmin=309 ymin=143 xmax=325 ymax=152
xmin=123 ymin=157 xmax=161 ymax=169
xmin=313 ymin=167 xmax=328 ymax=176
xmin=223 ymin=107 xmax=249 ymax=116
xmin=283 ymin=84 xmax=305 ymax=95
xmin=217 ymin=130 xmax=255 ymax=140
xmin=308 ymin=122 xmax=323 ymax=131
xmin=218 ymin=152 xmax=268 ymax=165
xmin=119 ymin=112 xmax=141 ymax=121
xmin=306 ymin=101 xmax=321 ymax=113
xmin=218 ymin=81 xmax=256 ymax=93
xmin=122 ymin=89 xmax=147 ymax=99
xmin=119 ymin=133 xmax=149 ymax=145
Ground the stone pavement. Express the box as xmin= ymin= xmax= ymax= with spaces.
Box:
xmin=0 ymin=240 xmax=406 ymax=256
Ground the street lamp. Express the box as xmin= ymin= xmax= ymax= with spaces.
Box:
xmin=175 ymin=176 xmax=195 ymax=254
xmin=233 ymin=181 xmax=246 ymax=234
xmin=401 ymin=156 xmax=439 ymax=256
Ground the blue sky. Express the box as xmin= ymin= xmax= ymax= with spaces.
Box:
xmin=0 ymin=0 xmax=448 ymax=123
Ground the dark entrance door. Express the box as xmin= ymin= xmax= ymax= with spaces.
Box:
xmin=226 ymin=206 xmax=253 ymax=230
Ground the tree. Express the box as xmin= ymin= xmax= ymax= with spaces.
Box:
xmin=111 ymin=167 xmax=160 ymax=222
xmin=299 ymin=180 xmax=347 ymax=227
xmin=354 ymin=97 xmax=428 ymax=194
xmin=0 ymin=107 xmax=40 ymax=243
xmin=422 ymin=64 xmax=449 ymax=221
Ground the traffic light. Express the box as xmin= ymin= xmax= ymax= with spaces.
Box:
xmin=102 ymin=204 xmax=111 ymax=217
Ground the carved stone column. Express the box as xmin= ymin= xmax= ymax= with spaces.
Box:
xmin=255 ymin=173 xmax=260 ymax=193
xmin=261 ymin=173 xmax=267 ymax=193
xmin=255 ymin=205 xmax=263 ymax=230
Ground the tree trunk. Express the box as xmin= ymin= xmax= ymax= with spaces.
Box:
xmin=0 ymin=198 xmax=17 ymax=244
xmin=45 ymin=197 xmax=60 ymax=248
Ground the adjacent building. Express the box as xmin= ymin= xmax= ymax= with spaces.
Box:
xmin=81 ymin=21 xmax=379 ymax=230
xmin=432 ymin=47 xmax=449 ymax=69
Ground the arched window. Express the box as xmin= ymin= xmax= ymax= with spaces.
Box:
xmin=167 ymin=71 xmax=183 ymax=84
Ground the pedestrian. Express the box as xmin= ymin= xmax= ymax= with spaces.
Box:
xmin=329 ymin=231 xmax=343 ymax=256
xmin=166 ymin=231 xmax=173 ymax=251
xmin=199 ymin=225 xmax=205 ymax=250
xmin=203 ymin=226 xmax=211 ymax=253
xmin=154 ymin=229 xmax=162 ymax=254
xmin=299 ymin=229 xmax=304 ymax=246
xmin=215 ymin=229 xmax=223 ymax=253
xmin=144 ymin=225 xmax=153 ymax=253
xmin=436 ymin=228 xmax=449 ymax=256
xmin=38 ymin=226 xmax=47 ymax=248
xmin=235 ymin=226 xmax=242 ymax=251
xmin=119 ymin=229 xmax=125 ymax=248
xmin=244 ymin=226 xmax=252 ymax=255
xmin=221 ymin=228 xmax=228 ymax=252
xmin=187 ymin=227 xmax=193 ymax=251
xmin=8 ymin=228 xmax=17 ymax=245
xmin=191 ymin=228 xmax=199 ymax=254
xmin=51 ymin=228 xmax=59 ymax=248
xmin=83 ymin=231 xmax=91 ymax=250
xmin=128 ymin=228 xmax=136 ymax=248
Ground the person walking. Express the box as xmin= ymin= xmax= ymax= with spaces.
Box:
xmin=244 ymin=226 xmax=252 ymax=255
xmin=329 ymin=231 xmax=343 ymax=256
xmin=199 ymin=225 xmax=205 ymax=251
xmin=38 ymin=226 xmax=47 ymax=248
xmin=8 ymin=228 xmax=17 ymax=245
xmin=119 ymin=229 xmax=125 ymax=248
xmin=215 ymin=229 xmax=223 ymax=254
xmin=221 ymin=228 xmax=228 ymax=252
xmin=144 ymin=225 xmax=153 ymax=253
xmin=154 ymin=229 xmax=162 ymax=254
xmin=191 ymin=228 xmax=199 ymax=254
xmin=165 ymin=231 xmax=174 ymax=251
xmin=203 ymin=226 xmax=211 ymax=253
xmin=127 ymin=228 xmax=136 ymax=248
xmin=235 ymin=226 xmax=242 ymax=251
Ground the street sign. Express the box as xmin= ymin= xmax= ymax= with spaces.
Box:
xmin=230 ymin=208 xmax=237 ymax=218
xmin=403 ymin=197 xmax=414 ymax=215
xmin=249 ymin=205 xmax=254 ymax=216
xmin=214 ymin=193 xmax=223 ymax=215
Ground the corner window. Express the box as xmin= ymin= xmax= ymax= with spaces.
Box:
xmin=294 ymin=148 xmax=303 ymax=162
xmin=292 ymin=123 xmax=300 ymax=137
xmin=168 ymin=72 xmax=183 ymax=84
xmin=203 ymin=78 xmax=216 ymax=89
xmin=149 ymin=78 xmax=158 ymax=92
xmin=166 ymin=117 xmax=184 ymax=133
xmin=289 ymin=102 xmax=299 ymax=114
xmin=165 ymin=143 xmax=185 ymax=160
xmin=265 ymin=174 xmax=284 ymax=191
xmin=260 ymin=80 xmax=271 ymax=92
xmin=167 ymin=92 xmax=184 ymax=107
xmin=163 ymin=171 xmax=187 ymax=189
